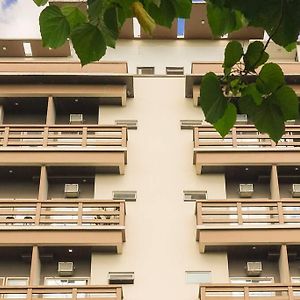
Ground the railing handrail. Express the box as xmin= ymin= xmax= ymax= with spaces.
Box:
xmin=0 ymin=285 xmax=123 ymax=290
xmin=0 ymin=125 xmax=126 ymax=129
xmin=194 ymin=125 xmax=300 ymax=149
xmin=0 ymin=199 xmax=126 ymax=204
xmin=196 ymin=199 xmax=300 ymax=204
xmin=200 ymin=283 xmax=300 ymax=287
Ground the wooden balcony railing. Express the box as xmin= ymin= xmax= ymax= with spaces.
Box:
xmin=196 ymin=199 xmax=300 ymax=252
xmin=0 ymin=285 xmax=122 ymax=300
xmin=199 ymin=284 xmax=300 ymax=300
xmin=0 ymin=199 xmax=125 ymax=227
xmin=196 ymin=199 xmax=300 ymax=226
xmin=194 ymin=125 xmax=300 ymax=149
xmin=0 ymin=61 xmax=128 ymax=74
xmin=0 ymin=125 xmax=127 ymax=149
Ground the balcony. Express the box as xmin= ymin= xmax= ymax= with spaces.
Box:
xmin=196 ymin=199 xmax=300 ymax=253
xmin=0 ymin=125 xmax=127 ymax=174
xmin=0 ymin=58 xmax=134 ymax=99
xmin=194 ymin=125 xmax=300 ymax=174
xmin=0 ymin=199 xmax=125 ymax=253
xmin=199 ymin=284 xmax=300 ymax=300
xmin=186 ymin=62 xmax=300 ymax=104
xmin=0 ymin=285 xmax=122 ymax=300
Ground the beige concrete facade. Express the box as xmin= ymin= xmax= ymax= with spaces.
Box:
xmin=0 ymin=28 xmax=299 ymax=300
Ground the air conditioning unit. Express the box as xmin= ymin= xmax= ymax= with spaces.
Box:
xmin=236 ymin=114 xmax=248 ymax=124
xmin=64 ymin=184 xmax=80 ymax=198
xmin=246 ymin=262 xmax=262 ymax=276
xmin=292 ymin=184 xmax=300 ymax=197
xmin=58 ymin=262 xmax=74 ymax=276
xmin=108 ymin=272 xmax=134 ymax=284
xmin=239 ymin=184 xmax=254 ymax=198
xmin=69 ymin=114 xmax=83 ymax=124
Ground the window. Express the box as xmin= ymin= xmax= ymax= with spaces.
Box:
xmin=166 ymin=67 xmax=184 ymax=75
xmin=108 ymin=272 xmax=134 ymax=284
xmin=113 ymin=191 xmax=137 ymax=202
xmin=184 ymin=191 xmax=207 ymax=202
xmin=137 ymin=67 xmax=155 ymax=75
xmin=185 ymin=271 xmax=211 ymax=284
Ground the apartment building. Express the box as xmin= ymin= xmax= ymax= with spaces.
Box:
xmin=0 ymin=2 xmax=300 ymax=300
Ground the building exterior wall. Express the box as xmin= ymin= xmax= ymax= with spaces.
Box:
xmin=92 ymin=77 xmax=229 ymax=300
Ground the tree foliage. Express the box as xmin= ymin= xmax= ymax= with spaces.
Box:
xmin=33 ymin=0 xmax=300 ymax=142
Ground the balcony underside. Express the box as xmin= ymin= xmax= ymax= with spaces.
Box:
xmin=0 ymin=150 xmax=126 ymax=174
xmin=194 ymin=150 xmax=300 ymax=174
xmin=0 ymin=227 xmax=124 ymax=253
xmin=197 ymin=226 xmax=300 ymax=253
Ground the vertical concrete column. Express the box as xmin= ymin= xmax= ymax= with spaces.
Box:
xmin=0 ymin=105 xmax=4 ymax=124
xmin=270 ymin=165 xmax=280 ymax=200
xmin=297 ymin=43 xmax=300 ymax=62
xmin=279 ymin=244 xmax=290 ymax=284
xmin=38 ymin=166 xmax=48 ymax=201
xmin=29 ymin=246 xmax=41 ymax=285
xmin=46 ymin=96 xmax=56 ymax=125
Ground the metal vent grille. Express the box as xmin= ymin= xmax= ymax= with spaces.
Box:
xmin=113 ymin=191 xmax=137 ymax=202
xmin=180 ymin=120 xmax=202 ymax=130
xmin=115 ymin=120 xmax=138 ymax=130
xmin=184 ymin=191 xmax=207 ymax=201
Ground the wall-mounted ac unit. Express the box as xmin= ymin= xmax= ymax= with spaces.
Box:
xmin=64 ymin=184 xmax=80 ymax=198
xmin=108 ymin=272 xmax=134 ymax=284
xmin=239 ymin=184 xmax=254 ymax=198
xmin=69 ymin=114 xmax=83 ymax=124
xmin=292 ymin=184 xmax=300 ymax=197
xmin=58 ymin=262 xmax=74 ymax=276
xmin=236 ymin=114 xmax=248 ymax=124
xmin=246 ymin=262 xmax=262 ymax=276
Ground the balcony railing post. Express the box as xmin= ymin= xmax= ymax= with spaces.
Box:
xmin=194 ymin=127 xmax=199 ymax=147
xmin=116 ymin=287 xmax=122 ymax=300
xmin=72 ymin=288 xmax=77 ymax=300
xmin=43 ymin=127 xmax=49 ymax=147
xmin=81 ymin=127 xmax=88 ymax=147
xmin=237 ymin=202 xmax=243 ymax=225
xmin=35 ymin=202 xmax=42 ymax=225
xmin=288 ymin=286 xmax=295 ymax=300
xmin=119 ymin=202 xmax=125 ymax=226
xmin=278 ymin=201 xmax=285 ymax=224
xmin=200 ymin=286 xmax=206 ymax=300
xmin=232 ymin=127 xmax=237 ymax=147
xmin=3 ymin=127 xmax=9 ymax=146
xmin=121 ymin=127 xmax=127 ymax=147
xmin=197 ymin=202 xmax=203 ymax=225
xmin=77 ymin=202 xmax=83 ymax=226
xmin=26 ymin=288 xmax=33 ymax=300
xmin=244 ymin=286 xmax=249 ymax=300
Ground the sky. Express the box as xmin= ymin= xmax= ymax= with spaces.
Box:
xmin=0 ymin=0 xmax=42 ymax=38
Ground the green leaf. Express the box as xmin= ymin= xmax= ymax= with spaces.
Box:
xmin=220 ymin=0 xmax=300 ymax=48
xmin=257 ymin=63 xmax=285 ymax=94
xmin=61 ymin=6 xmax=87 ymax=30
xmin=223 ymin=41 xmax=243 ymax=69
xmin=200 ymin=72 xmax=227 ymax=124
xmin=253 ymin=98 xmax=285 ymax=143
xmin=207 ymin=1 xmax=246 ymax=37
xmin=39 ymin=6 xmax=70 ymax=48
xmin=71 ymin=23 xmax=106 ymax=66
xmin=239 ymin=95 xmax=258 ymax=118
xmin=33 ymin=0 xmax=48 ymax=6
xmin=274 ymin=85 xmax=299 ymax=120
xmin=214 ymin=103 xmax=237 ymax=138
xmin=243 ymin=41 xmax=269 ymax=71
xmin=242 ymin=83 xmax=263 ymax=105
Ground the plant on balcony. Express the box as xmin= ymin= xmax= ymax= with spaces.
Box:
xmin=33 ymin=0 xmax=300 ymax=142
